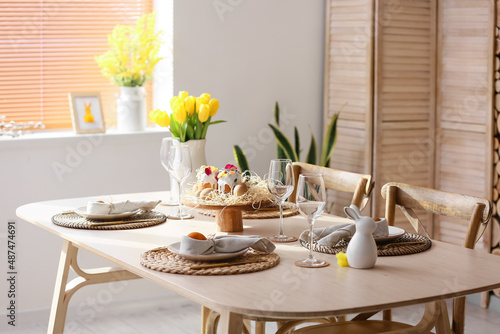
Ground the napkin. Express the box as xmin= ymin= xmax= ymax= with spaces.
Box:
xmin=302 ymin=219 xmax=389 ymax=248
xmin=179 ymin=235 xmax=276 ymax=255
xmin=86 ymin=200 xmax=161 ymax=215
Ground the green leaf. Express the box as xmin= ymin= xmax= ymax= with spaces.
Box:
xmin=274 ymin=101 xmax=280 ymax=126
xmin=269 ymin=124 xmax=299 ymax=162
xmin=320 ymin=110 xmax=341 ymax=167
xmin=274 ymin=101 xmax=286 ymax=159
xmin=233 ymin=145 xmax=250 ymax=172
xmin=306 ymin=132 xmax=317 ymax=165
xmin=294 ymin=126 xmax=300 ymax=161
xmin=186 ymin=123 xmax=194 ymax=140
xmin=195 ymin=119 xmax=202 ymax=139
xmin=169 ymin=115 xmax=180 ymax=138
xmin=207 ymin=120 xmax=227 ymax=126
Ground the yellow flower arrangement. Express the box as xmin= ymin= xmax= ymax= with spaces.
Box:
xmin=95 ymin=13 xmax=163 ymax=87
xmin=149 ymin=91 xmax=226 ymax=142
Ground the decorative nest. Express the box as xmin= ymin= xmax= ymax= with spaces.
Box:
xmin=184 ymin=172 xmax=275 ymax=209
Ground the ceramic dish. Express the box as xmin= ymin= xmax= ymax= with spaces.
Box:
xmin=374 ymin=226 xmax=406 ymax=243
xmin=74 ymin=207 xmax=141 ymax=220
xmin=344 ymin=226 xmax=406 ymax=243
xmin=167 ymin=242 xmax=248 ymax=261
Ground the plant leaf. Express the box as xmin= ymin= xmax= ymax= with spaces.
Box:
xmin=294 ymin=126 xmax=300 ymax=161
xmin=274 ymin=101 xmax=280 ymax=126
xmin=233 ymin=145 xmax=250 ymax=172
xmin=274 ymin=101 xmax=286 ymax=159
xmin=169 ymin=115 xmax=180 ymax=138
xmin=207 ymin=120 xmax=227 ymax=125
xmin=269 ymin=124 xmax=299 ymax=162
xmin=320 ymin=111 xmax=340 ymax=167
xmin=306 ymin=132 xmax=317 ymax=165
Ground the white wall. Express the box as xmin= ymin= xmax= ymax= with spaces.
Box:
xmin=0 ymin=0 xmax=325 ymax=327
xmin=174 ymin=0 xmax=325 ymax=176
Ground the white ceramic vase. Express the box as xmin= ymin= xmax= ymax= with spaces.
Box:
xmin=116 ymin=86 xmax=146 ymax=132
xmin=183 ymin=139 xmax=207 ymax=185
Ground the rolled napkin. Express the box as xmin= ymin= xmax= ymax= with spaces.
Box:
xmin=86 ymin=200 xmax=161 ymax=215
xmin=179 ymin=235 xmax=276 ymax=255
xmin=302 ymin=219 xmax=389 ymax=248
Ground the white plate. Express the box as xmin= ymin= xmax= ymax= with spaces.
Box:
xmin=74 ymin=207 xmax=141 ymax=220
xmin=375 ymin=226 xmax=406 ymax=243
xmin=167 ymin=242 xmax=248 ymax=261
xmin=344 ymin=226 xmax=406 ymax=243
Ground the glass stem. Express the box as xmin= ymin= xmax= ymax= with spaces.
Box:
xmin=177 ymin=180 xmax=183 ymax=217
xmin=308 ymin=220 xmax=315 ymax=261
xmin=278 ymin=202 xmax=284 ymax=236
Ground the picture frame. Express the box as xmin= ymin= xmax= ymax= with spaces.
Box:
xmin=68 ymin=92 xmax=106 ymax=134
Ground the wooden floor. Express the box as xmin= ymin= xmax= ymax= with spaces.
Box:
xmin=11 ymin=294 xmax=500 ymax=333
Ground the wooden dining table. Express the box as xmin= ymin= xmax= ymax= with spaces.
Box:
xmin=16 ymin=191 xmax=500 ymax=334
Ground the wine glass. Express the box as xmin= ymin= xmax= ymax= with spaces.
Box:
xmin=267 ymin=159 xmax=297 ymax=242
xmin=166 ymin=144 xmax=193 ymax=219
xmin=160 ymin=137 xmax=180 ymax=206
xmin=295 ymin=173 xmax=328 ymax=268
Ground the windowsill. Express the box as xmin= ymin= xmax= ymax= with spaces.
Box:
xmin=0 ymin=126 xmax=170 ymax=150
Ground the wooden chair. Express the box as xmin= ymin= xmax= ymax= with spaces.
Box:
xmin=289 ymin=162 xmax=374 ymax=211
xmin=291 ymin=182 xmax=492 ymax=334
xmin=202 ymin=163 xmax=374 ymax=334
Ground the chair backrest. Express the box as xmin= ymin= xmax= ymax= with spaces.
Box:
xmin=289 ymin=162 xmax=374 ymax=211
xmin=381 ymin=182 xmax=491 ymax=247
xmin=381 ymin=182 xmax=492 ymax=334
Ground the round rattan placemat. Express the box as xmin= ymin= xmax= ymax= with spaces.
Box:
xmin=299 ymin=233 xmax=431 ymax=256
xmin=52 ymin=211 xmax=166 ymax=230
xmin=140 ymin=248 xmax=280 ymax=275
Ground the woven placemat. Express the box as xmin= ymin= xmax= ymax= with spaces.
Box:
xmin=52 ymin=211 xmax=166 ymax=230
xmin=140 ymin=248 xmax=280 ymax=275
xmin=299 ymin=233 xmax=431 ymax=256
xmin=197 ymin=203 xmax=300 ymax=220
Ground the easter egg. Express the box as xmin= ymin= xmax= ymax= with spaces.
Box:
xmin=200 ymin=188 xmax=213 ymax=200
xmin=187 ymin=232 xmax=207 ymax=240
xmin=234 ymin=183 xmax=248 ymax=196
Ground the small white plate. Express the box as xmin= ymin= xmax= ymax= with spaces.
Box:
xmin=344 ymin=226 xmax=406 ymax=243
xmin=74 ymin=207 xmax=141 ymax=220
xmin=375 ymin=226 xmax=406 ymax=243
xmin=167 ymin=242 xmax=248 ymax=261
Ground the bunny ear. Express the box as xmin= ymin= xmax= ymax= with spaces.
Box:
xmin=349 ymin=204 xmax=363 ymax=218
xmin=344 ymin=206 xmax=359 ymax=220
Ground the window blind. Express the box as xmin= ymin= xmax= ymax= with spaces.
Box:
xmin=0 ymin=0 xmax=153 ymax=129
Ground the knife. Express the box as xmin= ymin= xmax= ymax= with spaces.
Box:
xmin=88 ymin=218 xmax=159 ymax=226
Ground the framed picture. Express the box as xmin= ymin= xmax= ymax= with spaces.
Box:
xmin=68 ymin=92 xmax=106 ymax=134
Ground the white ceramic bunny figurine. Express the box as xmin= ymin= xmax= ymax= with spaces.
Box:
xmin=344 ymin=205 xmax=377 ymax=269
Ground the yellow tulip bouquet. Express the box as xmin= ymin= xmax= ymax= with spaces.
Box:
xmin=95 ymin=13 xmax=163 ymax=87
xmin=149 ymin=91 xmax=225 ymax=142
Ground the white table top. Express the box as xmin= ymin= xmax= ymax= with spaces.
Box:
xmin=16 ymin=191 xmax=500 ymax=320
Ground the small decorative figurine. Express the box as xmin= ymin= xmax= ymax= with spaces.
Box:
xmin=344 ymin=205 xmax=378 ymax=269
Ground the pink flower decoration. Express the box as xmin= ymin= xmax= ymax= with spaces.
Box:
xmin=225 ymin=164 xmax=238 ymax=170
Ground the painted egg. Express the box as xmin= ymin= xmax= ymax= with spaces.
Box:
xmin=200 ymin=188 xmax=213 ymax=200
xmin=234 ymin=183 xmax=248 ymax=196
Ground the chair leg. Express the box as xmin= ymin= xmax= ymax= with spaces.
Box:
xmin=382 ymin=309 xmax=392 ymax=321
xmin=481 ymin=291 xmax=490 ymax=309
xmin=452 ymin=297 xmax=466 ymax=334
xmin=255 ymin=320 xmax=266 ymax=334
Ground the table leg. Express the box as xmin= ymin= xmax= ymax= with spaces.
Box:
xmin=218 ymin=310 xmax=244 ymax=334
xmin=47 ymin=240 xmax=140 ymax=333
